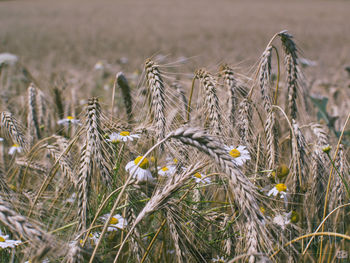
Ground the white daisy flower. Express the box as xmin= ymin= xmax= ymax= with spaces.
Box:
xmin=158 ymin=165 xmax=176 ymax=177
xmin=0 ymin=137 xmax=4 ymax=142
xmin=267 ymin=183 xmax=287 ymax=198
xmin=212 ymin=255 xmax=227 ymax=262
xmin=267 ymin=183 xmax=288 ymax=207
xmin=101 ymin=214 xmax=127 ymax=232
xmin=25 ymin=259 xmax=49 ymax=263
xmin=225 ymin=145 xmax=250 ymax=166
xmin=193 ymin=172 xmax=211 ymax=184
xmin=0 ymin=230 xmax=21 ymax=248
xmin=125 ymin=156 xmax=155 ymax=183
xmin=0 ymin=53 xmax=18 ymax=66
xmin=94 ymin=61 xmax=105 ymax=70
xmin=80 ymin=232 xmax=100 ymax=245
xmin=57 ymin=116 xmax=80 ymax=126
xmin=107 ymin=131 xmax=140 ymax=143
xmin=8 ymin=144 xmax=22 ymax=155
xmin=65 ymin=193 xmax=76 ymax=204
xmin=273 ymin=212 xmax=292 ymax=230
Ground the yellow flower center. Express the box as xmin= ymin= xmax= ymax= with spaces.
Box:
xmin=291 ymin=211 xmax=299 ymax=223
xmin=150 ymin=156 xmax=155 ymax=163
xmin=110 ymin=217 xmax=119 ymax=225
xmin=67 ymin=116 xmax=74 ymax=120
xmin=161 ymin=167 xmax=169 ymax=171
xmin=0 ymin=236 xmax=5 ymax=242
xmin=120 ymin=131 xmax=130 ymax=136
xmin=277 ymin=164 xmax=289 ymax=179
xmin=260 ymin=206 xmax=265 ymax=214
xmin=194 ymin=172 xmax=202 ymax=179
xmin=12 ymin=144 xmax=19 ymax=148
xmin=275 ymin=183 xmax=287 ymax=192
xmin=134 ymin=156 xmax=150 ymax=169
xmin=173 ymin=158 xmax=178 ymax=164
xmin=229 ymin=148 xmax=241 ymax=158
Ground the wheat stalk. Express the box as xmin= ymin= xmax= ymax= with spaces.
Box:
xmin=77 ymin=97 xmax=111 ymax=233
xmin=237 ymin=98 xmax=252 ymax=145
xmin=0 ymin=111 xmax=28 ymax=151
xmin=220 ymin=65 xmax=238 ymax=129
xmin=279 ymin=32 xmax=299 ymax=120
xmin=172 ymin=81 xmax=188 ymax=121
xmin=145 ymin=59 xmax=166 ymax=149
xmin=27 ymin=83 xmax=41 ymax=143
xmin=195 ymin=69 xmax=222 ymax=136
xmin=116 ymin=72 xmax=133 ymax=122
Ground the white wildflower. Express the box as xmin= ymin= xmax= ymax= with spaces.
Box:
xmin=225 ymin=145 xmax=250 ymax=166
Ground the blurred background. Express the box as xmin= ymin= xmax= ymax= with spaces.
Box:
xmin=1 ymin=0 xmax=349 ymax=81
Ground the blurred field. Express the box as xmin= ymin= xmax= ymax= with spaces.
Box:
xmin=0 ymin=0 xmax=349 ymax=79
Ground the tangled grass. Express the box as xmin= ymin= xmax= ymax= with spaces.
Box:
xmin=0 ymin=30 xmax=349 ymax=262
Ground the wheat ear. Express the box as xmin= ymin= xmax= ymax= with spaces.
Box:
xmin=145 ymin=59 xmax=166 ymax=149
xmin=77 ymin=98 xmax=111 ymax=233
xmin=0 ymin=111 xmax=28 ymax=151
xmin=116 ymin=72 xmax=133 ymax=122
xmin=172 ymin=81 xmax=188 ymax=121
xmin=195 ymin=69 xmax=222 ymax=136
xmin=27 ymin=83 xmax=41 ymax=143
xmin=279 ymin=32 xmax=299 ymax=120
xmin=220 ymin=65 xmax=238 ymax=129
xmin=237 ymin=98 xmax=253 ymax=145
xmin=0 ymin=198 xmax=59 ymax=259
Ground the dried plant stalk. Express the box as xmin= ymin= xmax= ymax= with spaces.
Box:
xmin=27 ymin=83 xmax=41 ymax=143
xmin=116 ymin=72 xmax=133 ymax=122
xmin=195 ymin=69 xmax=222 ymax=136
xmin=0 ymin=111 xmax=28 ymax=151
xmin=279 ymin=32 xmax=299 ymax=120
xmin=220 ymin=65 xmax=238 ymax=128
xmin=145 ymin=59 xmax=166 ymax=148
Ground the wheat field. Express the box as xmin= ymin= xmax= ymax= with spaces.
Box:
xmin=0 ymin=0 xmax=349 ymax=262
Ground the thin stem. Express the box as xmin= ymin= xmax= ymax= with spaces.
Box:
xmin=271 ymin=45 xmax=281 ymax=105
xmin=186 ymin=76 xmax=196 ymax=122
xmin=111 ymin=74 xmax=117 ymax=121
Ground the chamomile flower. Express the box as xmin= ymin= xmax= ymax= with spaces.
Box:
xmin=0 ymin=53 xmax=18 ymax=66
xmin=107 ymin=131 xmax=140 ymax=143
xmin=79 ymin=232 xmax=100 ymax=245
xmin=101 ymin=214 xmax=127 ymax=232
xmin=8 ymin=144 xmax=22 ymax=155
xmin=193 ymin=172 xmax=211 ymax=184
xmin=268 ymin=183 xmax=287 ymax=198
xmin=158 ymin=165 xmax=176 ymax=177
xmin=267 ymin=183 xmax=288 ymax=206
xmin=273 ymin=213 xmax=291 ymax=230
xmin=225 ymin=145 xmax=250 ymax=166
xmin=94 ymin=61 xmax=105 ymax=70
xmin=25 ymin=259 xmax=49 ymax=263
xmin=0 ymin=137 xmax=3 ymax=142
xmin=212 ymin=256 xmax=227 ymax=262
xmin=125 ymin=156 xmax=155 ymax=183
xmin=0 ymin=230 xmax=21 ymax=248
xmin=57 ymin=116 xmax=80 ymax=126
xmin=65 ymin=193 xmax=76 ymax=204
